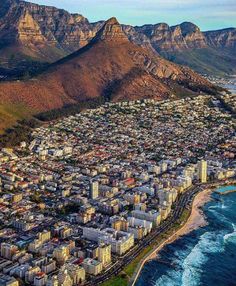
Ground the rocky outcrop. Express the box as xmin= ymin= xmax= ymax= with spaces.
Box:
xmin=17 ymin=9 xmax=46 ymax=43
xmin=205 ymin=28 xmax=236 ymax=50
xmin=0 ymin=0 xmax=102 ymax=61
xmin=1 ymin=0 xmax=235 ymax=57
xmin=134 ymin=22 xmax=208 ymax=52
xmin=94 ymin=17 xmax=128 ymax=42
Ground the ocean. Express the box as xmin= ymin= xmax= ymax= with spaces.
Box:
xmin=223 ymin=77 xmax=236 ymax=94
xmin=224 ymin=83 xmax=236 ymax=94
xmin=136 ymin=187 xmax=236 ymax=286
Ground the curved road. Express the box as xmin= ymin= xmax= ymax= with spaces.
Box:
xmin=85 ymin=184 xmax=205 ymax=286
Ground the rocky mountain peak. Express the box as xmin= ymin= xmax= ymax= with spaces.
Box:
xmin=179 ymin=22 xmax=201 ymax=35
xmin=17 ymin=9 xmax=46 ymax=43
xmin=94 ymin=17 xmax=129 ymax=42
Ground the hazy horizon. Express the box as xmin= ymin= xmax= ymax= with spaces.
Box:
xmin=25 ymin=0 xmax=236 ymax=31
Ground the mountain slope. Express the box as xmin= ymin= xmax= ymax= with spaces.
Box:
xmin=162 ymin=47 xmax=236 ymax=75
xmin=0 ymin=17 xmax=217 ymax=130
xmin=0 ymin=0 xmax=235 ymax=78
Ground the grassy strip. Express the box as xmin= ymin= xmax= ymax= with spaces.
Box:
xmin=101 ymin=208 xmax=191 ymax=286
xmin=101 ymin=274 xmax=129 ymax=286
xmin=124 ymin=245 xmax=152 ymax=277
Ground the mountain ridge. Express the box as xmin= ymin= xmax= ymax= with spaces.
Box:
xmin=0 ymin=18 xmax=218 ymax=121
xmin=0 ymin=0 xmax=235 ymax=78
xmin=0 ymin=1 xmax=230 ymax=134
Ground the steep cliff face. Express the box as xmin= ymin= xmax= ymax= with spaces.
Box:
xmin=205 ymin=28 xmax=236 ymax=50
xmin=22 ymin=2 xmax=101 ymax=52
xmin=135 ymin=22 xmax=207 ymax=52
xmin=122 ymin=24 xmax=156 ymax=52
xmin=134 ymin=22 xmax=236 ymax=53
xmin=17 ymin=9 xmax=46 ymax=43
xmin=0 ymin=0 xmax=102 ymax=66
xmin=0 ymin=0 xmax=100 ymax=49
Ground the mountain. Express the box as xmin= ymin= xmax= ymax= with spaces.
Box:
xmin=0 ymin=0 xmax=235 ymax=78
xmin=0 ymin=0 xmax=103 ymax=78
xmin=0 ymin=17 xmax=219 ymax=131
xmin=132 ymin=23 xmax=236 ymax=75
xmin=132 ymin=22 xmax=208 ymax=52
xmin=205 ymin=28 xmax=236 ymax=50
xmin=0 ymin=0 xmax=236 ymax=78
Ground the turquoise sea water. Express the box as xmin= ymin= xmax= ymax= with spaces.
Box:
xmin=216 ymin=185 xmax=236 ymax=194
xmin=224 ymin=83 xmax=236 ymax=94
xmin=136 ymin=187 xmax=236 ymax=286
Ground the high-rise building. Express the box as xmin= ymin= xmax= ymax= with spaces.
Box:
xmin=82 ymin=258 xmax=103 ymax=276
xmin=57 ymin=268 xmax=73 ymax=286
xmin=12 ymin=193 xmax=23 ymax=203
xmin=90 ymin=181 xmax=99 ymax=199
xmin=53 ymin=245 xmax=70 ymax=266
xmin=42 ymin=260 xmax=56 ymax=274
xmin=112 ymin=218 xmax=129 ymax=232
xmin=82 ymin=227 xmax=134 ymax=256
xmin=98 ymin=244 xmax=111 ymax=267
xmin=0 ymin=276 xmax=19 ymax=286
xmin=25 ymin=266 xmax=41 ymax=283
xmin=39 ymin=230 xmax=51 ymax=243
xmin=198 ymin=160 xmax=207 ymax=183
xmin=64 ymin=264 xmax=86 ymax=285
xmin=131 ymin=210 xmax=161 ymax=226
xmin=34 ymin=272 xmax=48 ymax=286
xmin=28 ymin=230 xmax=51 ymax=253
xmin=0 ymin=243 xmax=18 ymax=260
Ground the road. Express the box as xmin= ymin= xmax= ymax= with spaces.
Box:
xmin=84 ymin=183 xmax=206 ymax=286
xmin=85 ymin=178 xmax=236 ymax=286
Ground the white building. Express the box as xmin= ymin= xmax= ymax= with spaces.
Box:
xmin=131 ymin=210 xmax=161 ymax=226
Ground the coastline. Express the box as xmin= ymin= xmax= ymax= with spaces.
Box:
xmin=215 ymin=190 xmax=236 ymax=195
xmin=130 ymin=187 xmax=212 ymax=286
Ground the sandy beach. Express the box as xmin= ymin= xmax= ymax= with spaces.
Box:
xmin=131 ymin=187 xmax=212 ymax=286
xmin=159 ymin=188 xmax=212 ymax=250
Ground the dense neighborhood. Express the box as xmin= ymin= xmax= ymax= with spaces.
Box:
xmin=0 ymin=94 xmax=235 ymax=286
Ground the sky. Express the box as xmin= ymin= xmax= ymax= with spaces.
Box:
xmin=26 ymin=0 xmax=236 ymax=31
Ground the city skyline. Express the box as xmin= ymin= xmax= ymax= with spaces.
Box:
xmin=26 ymin=0 xmax=236 ymax=30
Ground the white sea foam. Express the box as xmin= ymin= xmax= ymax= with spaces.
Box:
xmin=221 ymin=202 xmax=228 ymax=209
xmin=155 ymin=269 xmax=181 ymax=286
xmin=208 ymin=208 xmax=231 ymax=225
xmin=224 ymin=223 xmax=236 ymax=244
xmin=208 ymin=201 xmax=228 ymax=210
xmin=145 ymin=197 xmax=236 ymax=286
xmin=181 ymin=231 xmax=225 ymax=286
xmin=154 ymin=231 xmax=224 ymax=286
xmin=233 ymin=223 xmax=236 ymax=231
xmin=208 ymin=203 xmax=222 ymax=210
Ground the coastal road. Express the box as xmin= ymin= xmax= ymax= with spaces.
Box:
xmin=85 ymin=184 xmax=206 ymax=286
